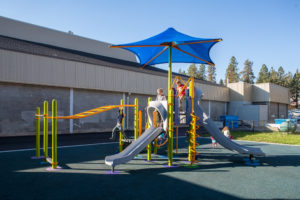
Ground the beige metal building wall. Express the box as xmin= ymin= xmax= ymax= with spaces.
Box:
xmin=196 ymin=82 xmax=229 ymax=102
xmin=0 ymin=16 xmax=136 ymax=62
xmin=269 ymin=83 xmax=290 ymax=104
xmin=0 ymin=48 xmax=229 ymax=101
xmin=227 ymin=82 xmax=289 ymax=121
xmin=227 ymin=82 xmax=251 ymax=102
xmin=227 ymin=82 xmax=244 ymax=101
xmin=0 ymin=49 xmax=165 ymax=95
xmin=243 ymin=82 xmax=252 ymax=102
xmin=252 ymin=83 xmax=270 ymax=102
xmin=253 ymin=83 xmax=290 ymax=104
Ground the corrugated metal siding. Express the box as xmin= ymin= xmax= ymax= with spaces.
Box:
xmin=253 ymin=83 xmax=289 ymax=104
xmin=196 ymin=82 xmax=229 ymax=102
xmin=0 ymin=49 xmax=229 ymax=101
xmin=269 ymin=83 xmax=290 ymax=104
xmin=252 ymin=83 xmax=270 ymax=102
xmin=278 ymin=103 xmax=287 ymax=118
xmin=0 ymin=16 xmax=137 ymax=62
xmin=227 ymin=82 xmax=245 ymax=101
xmin=244 ymin=82 xmax=252 ymax=102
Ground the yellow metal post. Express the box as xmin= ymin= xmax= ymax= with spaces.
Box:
xmin=147 ymin=97 xmax=152 ymax=161
xmin=52 ymin=99 xmax=58 ymax=169
xmin=35 ymin=107 xmax=41 ymax=158
xmin=190 ymin=77 xmax=194 ymax=112
xmin=168 ymin=89 xmax=174 ymax=166
xmin=119 ymin=99 xmax=124 ymax=152
xmin=188 ymin=78 xmax=196 ymax=163
xmin=167 ymin=45 xmax=174 ymax=166
xmin=43 ymin=101 xmax=49 ymax=161
xmin=134 ymin=98 xmax=139 ymax=140
xmin=139 ymin=111 xmax=142 ymax=136
xmin=153 ymin=111 xmax=158 ymax=154
xmin=188 ymin=115 xmax=196 ymax=163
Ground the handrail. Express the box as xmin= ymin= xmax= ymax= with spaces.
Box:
xmin=39 ymin=104 xmax=137 ymax=119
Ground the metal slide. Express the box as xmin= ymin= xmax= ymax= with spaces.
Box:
xmin=105 ymin=101 xmax=168 ymax=171
xmin=105 ymin=126 xmax=164 ymax=171
xmin=194 ymin=103 xmax=265 ymax=156
xmin=194 ymin=88 xmax=265 ymax=156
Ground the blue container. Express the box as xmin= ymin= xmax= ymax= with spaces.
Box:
xmin=220 ymin=115 xmax=239 ymax=121
xmin=275 ymin=119 xmax=296 ymax=124
xmin=224 ymin=120 xmax=239 ymax=128
xmin=220 ymin=115 xmax=239 ymax=128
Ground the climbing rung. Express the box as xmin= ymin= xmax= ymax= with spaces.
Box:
xmin=93 ymin=109 xmax=106 ymax=111
xmin=75 ymin=114 xmax=86 ymax=117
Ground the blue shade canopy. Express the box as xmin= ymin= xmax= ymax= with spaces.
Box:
xmin=111 ymin=28 xmax=222 ymax=67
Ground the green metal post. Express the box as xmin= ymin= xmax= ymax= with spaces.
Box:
xmin=52 ymin=99 xmax=57 ymax=169
xmin=35 ymin=107 xmax=41 ymax=158
xmin=168 ymin=45 xmax=174 ymax=166
xmin=147 ymin=97 xmax=152 ymax=161
xmin=119 ymin=99 xmax=124 ymax=152
xmin=134 ymin=98 xmax=139 ymax=140
xmin=43 ymin=101 xmax=49 ymax=161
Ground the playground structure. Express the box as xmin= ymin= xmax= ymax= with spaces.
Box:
xmin=33 ymin=76 xmax=265 ymax=171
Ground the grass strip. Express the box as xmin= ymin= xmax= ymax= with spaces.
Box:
xmin=231 ymin=131 xmax=300 ymax=145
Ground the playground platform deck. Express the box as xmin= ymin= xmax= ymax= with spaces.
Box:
xmin=1 ymin=134 xmax=300 ymax=200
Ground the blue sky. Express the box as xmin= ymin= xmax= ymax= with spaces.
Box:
xmin=1 ymin=0 xmax=299 ymax=82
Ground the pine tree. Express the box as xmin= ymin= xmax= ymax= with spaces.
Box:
xmin=178 ymin=68 xmax=187 ymax=76
xmin=269 ymin=67 xmax=279 ymax=84
xmin=283 ymin=72 xmax=293 ymax=88
xmin=225 ymin=56 xmax=239 ymax=85
xmin=207 ymin=65 xmax=216 ymax=83
xmin=240 ymin=59 xmax=255 ymax=84
xmin=197 ymin=64 xmax=206 ymax=80
xmin=187 ymin=63 xmax=197 ymax=77
xmin=290 ymin=69 xmax=300 ymax=108
xmin=219 ymin=79 xmax=224 ymax=86
xmin=256 ymin=64 xmax=269 ymax=83
xmin=277 ymin=66 xmax=285 ymax=86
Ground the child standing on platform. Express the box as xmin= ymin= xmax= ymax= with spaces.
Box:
xmin=156 ymin=88 xmax=166 ymax=128
xmin=176 ymin=80 xmax=186 ymax=111
xmin=156 ymin=88 xmax=167 ymax=101
xmin=210 ymin=136 xmax=217 ymax=148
